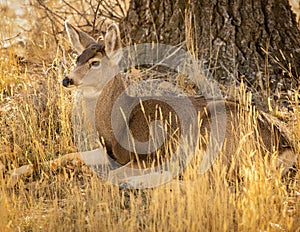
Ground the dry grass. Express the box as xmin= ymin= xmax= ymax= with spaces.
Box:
xmin=0 ymin=1 xmax=299 ymax=231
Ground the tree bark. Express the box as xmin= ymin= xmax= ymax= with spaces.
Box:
xmin=121 ymin=0 xmax=300 ymax=107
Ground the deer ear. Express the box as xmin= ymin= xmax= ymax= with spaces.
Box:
xmin=104 ymin=23 xmax=122 ymax=64
xmin=65 ymin=21 xmax=96 ymax=53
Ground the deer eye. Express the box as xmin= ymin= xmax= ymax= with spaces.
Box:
xmin=91 ymin=61 xmax=100 ymax=67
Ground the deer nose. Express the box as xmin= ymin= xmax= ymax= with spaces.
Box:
xmin=62 ymin=77 xmax=73 ymax=87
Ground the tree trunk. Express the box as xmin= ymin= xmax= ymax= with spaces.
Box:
xmin=121 ymin=0 xmax=300 ymax=108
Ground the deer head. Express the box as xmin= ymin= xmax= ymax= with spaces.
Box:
xmin=63 ymin=21 xmax=122 ymax=91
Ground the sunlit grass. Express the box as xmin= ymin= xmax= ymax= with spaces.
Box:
xmin=0 ymin=1 xmax=299 ymax=231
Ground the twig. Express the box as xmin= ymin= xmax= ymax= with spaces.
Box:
xmin=2 ymin=32 xmax=22 ymax=41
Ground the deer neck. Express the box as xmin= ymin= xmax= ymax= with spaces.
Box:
xmin=95 ymin=74 xmax=132 ymax=148
xmin=98 ymin=74 xmax=128 ymax=110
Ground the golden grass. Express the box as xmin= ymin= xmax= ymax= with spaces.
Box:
xmin=0 ymin=2 xmax=299 ymax=231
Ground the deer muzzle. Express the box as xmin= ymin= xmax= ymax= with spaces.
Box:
xmin=62 ymin=77 xmax=74 ymax=87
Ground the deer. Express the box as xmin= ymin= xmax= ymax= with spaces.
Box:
xmin=8 ymin=22 xmax=297 ymax=187
xmin=61 ymin=21 xmax=297 ymax=180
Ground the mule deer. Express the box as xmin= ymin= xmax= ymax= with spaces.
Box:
xmin=61 ymin=21 xmax=296 ymax=182
xmin=8 ymin=22 xmax=297 ymax=186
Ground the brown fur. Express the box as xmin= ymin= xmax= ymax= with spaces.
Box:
xmin=94 ymin=74 xmax=295 ymax=172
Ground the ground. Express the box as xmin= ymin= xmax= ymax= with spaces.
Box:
xmin=0 ymin=1 xmax=299 ymax=231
